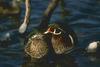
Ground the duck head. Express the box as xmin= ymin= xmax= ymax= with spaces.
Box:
xmin=44 ymin=23 xmax=64 ymax=35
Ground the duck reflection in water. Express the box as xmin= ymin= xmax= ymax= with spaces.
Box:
xmin=22 ymin=55 xmax=78 ymax=67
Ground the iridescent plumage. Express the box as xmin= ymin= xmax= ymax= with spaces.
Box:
xmin=45 ymin=23 xmax=78 ymax=54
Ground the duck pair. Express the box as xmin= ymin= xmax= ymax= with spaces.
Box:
xmin=25 ymin=22 xmax=78 ymax=59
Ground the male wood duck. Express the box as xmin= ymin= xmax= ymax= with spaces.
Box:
xmin=44 ymin=22 xmax=78 ymax=54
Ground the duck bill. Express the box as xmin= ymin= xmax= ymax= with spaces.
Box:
xmin=44 ymin=28 xmax=62 ymax=35
xmin=44 ymin=28 xmax=54 ymax=34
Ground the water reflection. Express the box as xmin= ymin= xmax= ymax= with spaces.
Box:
xmin=85 ymin=52 xmax=100 ymax=62
xmin=22 ymin=55 xmax=78 ymax=67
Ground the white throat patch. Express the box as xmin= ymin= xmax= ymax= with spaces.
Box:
xmin=68 ymin=34 xmax=74 ymax=44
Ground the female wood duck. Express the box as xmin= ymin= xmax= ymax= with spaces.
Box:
xmin=44 ymin=22 xmax=78 ymax=54
xmin=25 ymin=33 xmax=48 ymax=59
xmin=25 ymin=32 xmax=55 ymax=59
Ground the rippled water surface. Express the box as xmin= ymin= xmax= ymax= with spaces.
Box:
xmin=0 ymin=0 xmax=100 ymax=67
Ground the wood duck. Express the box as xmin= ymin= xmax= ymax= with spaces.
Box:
xmin=44 ymin=22 xmax=78 ymax=54
xmin=25 ymin=33 xmax=48 ymax=59
xmin=24 ymin=32 xmax=55 ymax=59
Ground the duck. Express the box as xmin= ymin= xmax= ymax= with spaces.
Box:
xmin=44 ymin=21 xmax=78 ymax=55
xmin=24 ymin=31 xmax=56 ymax=59
xmin=25 ymin=33 xmax=48 ymax=59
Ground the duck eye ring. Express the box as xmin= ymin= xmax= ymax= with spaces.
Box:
xmin=53 ymin=29 xmax=61 ymax=35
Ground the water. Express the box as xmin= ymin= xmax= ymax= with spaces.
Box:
xmin=0 ymin=0 xmax=100 ymax=67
